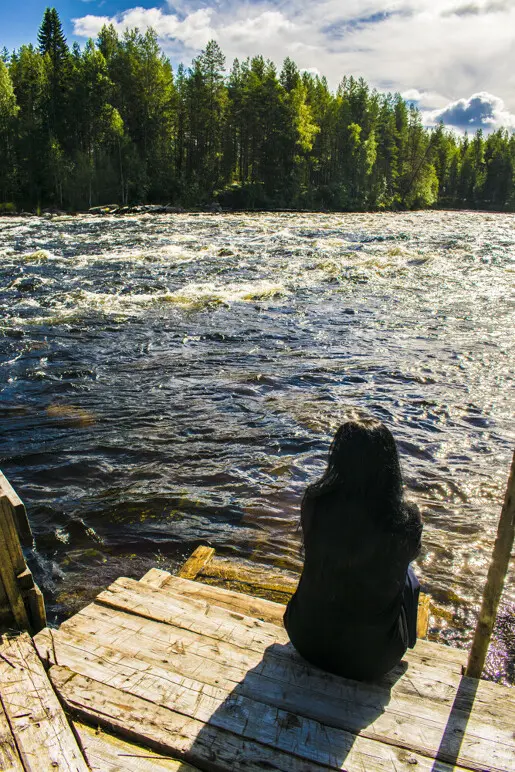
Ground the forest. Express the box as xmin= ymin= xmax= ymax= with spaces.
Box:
xmin=1 ymin=7 xmax=514 ymax=213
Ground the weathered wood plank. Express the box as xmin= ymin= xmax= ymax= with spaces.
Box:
xmin=74 ymin=721 xmax=201 ymax=771
xmin=0 ymin=577 xmax=9 ymax=616
xmin=0 ymin=496 xmax=27 ymax=577
xmin=200 ymin=555 xmax=298 ymax=602
xmin=146 ymin=571 xmax=287 ymax=625
xmin=0 ymin=633 xmax=89 ymax=771
xmin=417 ymin=592 xmax=430 ymax=639
xmin=51 ymin=664 xmax=334 ymax=772
xmin=0 ymin=470 xmax=33 ymax=548
xmin=178 ymin=546 xmax=215 ymax=580
xmin=139 ymin=567 xmax=171 ymax=589
xmin=60 ymin=598 xmax=469 ymax=710
xmin=61 ymin=595 xmax=468 ymax=700
xmin=96 ymin=576 xmax=286 ymax=653
xmin=141 ymin=572 xmax=439 ymax=645
xmin=413 ymin=637 xmax=467 ymax=669
xmin=51 ymin=665 xmax=470 ymax=772
xmin=97 ymin=575 xmax=468 ymax=675
xmin=36 ymin=608 xmax=514 ymax=723
xmin=0 ymin=499 xmax=31 ymax=631
xmin=26 ymin=585 xmax=47 ymax=632
xmin=35 ymin=625 xmax=515 ymax=772
xmin=0 ymin=698 xmax=23 ymax=772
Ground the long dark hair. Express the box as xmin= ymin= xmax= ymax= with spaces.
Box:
xmin=302 ymin=417 xmax=414 ymax=533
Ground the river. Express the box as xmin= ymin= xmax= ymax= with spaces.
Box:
xmin=1 ymin=210 xmax=514 ymax=680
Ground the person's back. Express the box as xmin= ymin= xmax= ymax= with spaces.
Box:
xmin=283 ymin=418 xmax=422 ymax=681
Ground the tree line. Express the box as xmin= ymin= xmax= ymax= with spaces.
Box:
xmin=1 ymin=7 xmax=514 ymax=212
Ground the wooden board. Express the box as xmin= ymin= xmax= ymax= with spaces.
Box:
xmin=0 ymin=699 xmax=23 ymax=772
xmin=95 ymin=576 xmax=286 ymax=654
xmin=138 ymin=572 xmax=467 ymax=674
xmin=417 ymin=591 xmax=430 ymax=638
xmin=51 ymin=665 xmax=470 ymax=772
xmin=36 ymin=606 xmax=506 ymax=722
xmin=0 ymin=496 xmax=28 ymax=577
xmin=143 ymin=566 xmax=431 ymax=639
xmin=142 ymin=570 xmax=438 ymax=648
xmin=34 ymin=621 xmax=515 ymax=772
xmin=74 ymin=721 xmax=201 ymax=771
xmin=199 ymin=555 xmax=298 ymax=603
xmin=0 ymin=632 xmax=89 ymax=771
xmin=0 ymin=470 xmax=33 ymax=548
xmin=140 ymin=568 xmax=287 ymax=625
xmin=178 ymin=545 xmax=215 ymax=580
xmin=42 ymin=601 xmax=470 ymax=729
xmin=0 ymin=498 xmax=30 ymax=631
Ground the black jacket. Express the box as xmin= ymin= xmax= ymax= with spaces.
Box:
xmin=283 ymin=489 xmax=422 ymax=681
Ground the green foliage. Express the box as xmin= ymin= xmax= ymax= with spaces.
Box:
xmin=0 ymin=202 xmax=17 ymax=213
xmin=38 ymin=7 xmax=69 ymax=66
xmin=0 ymin=59 xmax=19 ymax=202
xmin=3 ymin=11 xmax=515 ymax=211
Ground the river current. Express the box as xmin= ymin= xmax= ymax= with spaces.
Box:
xmin=1 ymin=211 xmax=514 ymax=677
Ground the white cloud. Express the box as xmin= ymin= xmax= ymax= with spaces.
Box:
xmin=73 ymin=7 xmax=214 ymax=49
xmin=72 ymin=0 xmax=515 ymax=124
xmin=425 ymin=91 xmax=515 ymax=131
xmin=401 ymin=89 xmax=449 ymax=109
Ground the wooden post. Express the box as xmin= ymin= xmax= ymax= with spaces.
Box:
xmin=466 ymin=450 xmax=515 ymax=679
xmin=0 ymin=472 xmax=47 ymax=633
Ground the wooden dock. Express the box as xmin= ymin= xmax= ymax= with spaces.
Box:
xmin=2 ymin=552 xmax=515 ymax=771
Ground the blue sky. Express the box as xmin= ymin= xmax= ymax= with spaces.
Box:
xmin=2 ymin=0 xmax=515 ymax=132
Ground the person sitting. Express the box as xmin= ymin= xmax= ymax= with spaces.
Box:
xmin=283 ymin=417 xmax=423 ymax=681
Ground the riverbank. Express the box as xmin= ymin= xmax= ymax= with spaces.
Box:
xmin=2 ymin=203 xmax=514 ymax=218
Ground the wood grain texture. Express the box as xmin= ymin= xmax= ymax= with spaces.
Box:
xmin=178 ymin=546 xmax=215 ymax=580
xmin=0 ymin=499 xmax=30 ymax=631
xmin=104 ymin=574 xmax=468 ymax=673
xmin=74 ymin=721 xmax=201 ymax=771
xmin=35 ymin=610 xmax=513 ymax=722
xmin=143 ymin=570 xmax=287 ymax=625
xmin=138 ymin=567 xmax=171 ymax=589
xmin=0 ymin=470 xmax=33 ymax=548
xmin=34 ymin=623 xmax=515 ymax=772
xmin=52 ymin=665 xmax=470 ymax=772
xmin=417 ymin=591 xmax=430 ymax=639
xmin=0 ymin=632 xmax=89 ymax=772
xmin=95 ymin=576 xmax=286 ymax=653
xmin=0 ymin=496 xmax=27 ymax=577
xmin=0 ymin=698 xmax=23 ymax=772
xmin=200 ymin=555 xmax=298 ymax=602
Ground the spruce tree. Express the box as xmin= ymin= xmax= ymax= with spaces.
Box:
xmin=38 ymin=8 xmax=69 ymax=68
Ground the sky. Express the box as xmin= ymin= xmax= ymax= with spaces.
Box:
xmin=1 ymin=0 xmax=515 ymax=132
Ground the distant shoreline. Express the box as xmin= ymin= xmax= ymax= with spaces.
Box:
xmin=1 ymin=204 xmax=513 ymax=218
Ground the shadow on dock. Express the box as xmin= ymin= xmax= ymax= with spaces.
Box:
xmin=430 ymin=674 xmax=479 ymax=772
xmin=175 ymin=641 xmax=402 ymax=771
